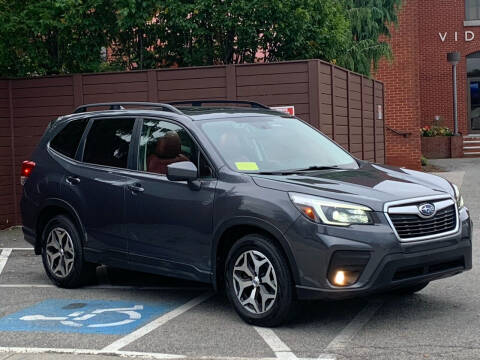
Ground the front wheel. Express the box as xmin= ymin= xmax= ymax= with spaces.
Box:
xmin=225 ymin=234 xmax=295 ymax=327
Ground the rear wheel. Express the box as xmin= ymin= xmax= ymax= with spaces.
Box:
xmin=225 ymin=234 xmax=294 ymax=327
xmin=41 ymin=215 xmax=96 ymax=288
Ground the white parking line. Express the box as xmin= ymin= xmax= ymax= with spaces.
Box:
xmin=0 ymin=249 xmax=12 ymax=276
xmin=323 ymin=300 xmax=384 ymax=353
xmin=0 ymin=248 xmax=33 ymax=251
xmin=0 ymin=284 xmax=209 ymax=291
xmin=0 ymin=347 xmax=291 ymax=360
xmin=254 ymin=326 xmax=297 ymax=360
xmin=0 ymin=284 xmax=55 ymax=288
xmin=0 ymin=347 xmax=185 ymax=359
xmin=102 ymin=291 xmax=213 ymax=352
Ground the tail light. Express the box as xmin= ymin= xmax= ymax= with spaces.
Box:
xmin=20 ymin=161 xmax=36 ymax=185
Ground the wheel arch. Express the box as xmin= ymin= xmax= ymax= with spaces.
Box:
xmin=211 ymin=217 xmax=300 ymax=292
xmin=35 ymin=198 xmax=86 ymax=255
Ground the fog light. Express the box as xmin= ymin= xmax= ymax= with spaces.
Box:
xmin=327 ymin=251 xmax=371 ymax=287
xmin=331 ymin=270 xmax=360 ymax=287
xmin=334 ymin=271 xmax=346 ymax=286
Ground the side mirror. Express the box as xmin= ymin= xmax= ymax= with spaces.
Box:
xmin=167 ymin=161 xmax=198 ymax=182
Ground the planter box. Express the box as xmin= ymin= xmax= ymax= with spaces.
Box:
xmin=421 ymin=135 xmax=463 ymax=159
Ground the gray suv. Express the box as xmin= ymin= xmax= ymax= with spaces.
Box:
xmin=20 ymin=101 xmax=473 ymax=326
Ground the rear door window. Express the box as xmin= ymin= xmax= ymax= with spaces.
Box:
xmin=83 ymin=117 xmax=135 ymax=169
xmin=50 ymin=118 xmax=88 ymax=159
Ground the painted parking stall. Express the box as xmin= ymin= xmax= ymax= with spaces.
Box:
xmin=0 ymin=245 xmax=365 ymax=359
xmin=0 ymin=299 xmax=176 ymax=335
xmin=0 ymin=244 xmax=476 ymax=360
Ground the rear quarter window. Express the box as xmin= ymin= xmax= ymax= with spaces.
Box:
xmin=50 ymin=118 xmax=88 ymax=159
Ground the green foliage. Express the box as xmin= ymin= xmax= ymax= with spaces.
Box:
xmin=0 ymin=0 xmax=117 ymax=77
xmin=421 ymin=155 xmax=428 ymax=166
xmin=420 ymin=125 xmax=454 ymax=137
xmin=0 ymin=0 xmax=401 ymax=77
xmin=112 ymin=0 xmax=351 ymax=69
xmin=339 ymin=0 xmax=402 ymax=76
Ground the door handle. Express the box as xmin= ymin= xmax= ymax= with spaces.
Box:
xmin=128 ymin=184 xmax=144 ymax=193
xmin=66 ymin=176 xmax=80 ymax=185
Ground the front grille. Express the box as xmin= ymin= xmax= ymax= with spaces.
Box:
xmin=389 ymin=204 xmax=457 ymax=240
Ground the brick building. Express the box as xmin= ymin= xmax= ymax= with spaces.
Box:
xmin=376 ymin=0 xmax=480 ymax=169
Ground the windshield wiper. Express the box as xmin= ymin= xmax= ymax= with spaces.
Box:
xmin=246 ymin=166 xmax=342 ymax=176
xmin=250 ymin=166 xmax=340 ymax=175
xmin=251 ymin=171 xmax=299 ymax=175
xmin=294 ymin=165 xmax=341 ymax=172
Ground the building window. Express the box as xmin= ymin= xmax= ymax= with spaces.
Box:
xmin=467 ymin=52 xmax=480 ymax=77
xmin=466 ymin=0 xmax=480 ymax=20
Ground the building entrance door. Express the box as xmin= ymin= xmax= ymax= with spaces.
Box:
xmin=468 ymin=78 xmax=480 ymax=133
xmin=466 ymin=52 xmax=480 ymax=134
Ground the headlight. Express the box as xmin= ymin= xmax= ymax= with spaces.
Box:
xmin=289 ymin=193 xmax=373 ymax=226
xmin=452 ymin=184 xmax=464 ymax=209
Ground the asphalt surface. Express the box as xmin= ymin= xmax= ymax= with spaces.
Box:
xmin=0 ymin=158 xmax=478 ymax=360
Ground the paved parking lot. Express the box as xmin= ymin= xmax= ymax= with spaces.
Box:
xmin=0 ymin=158 xmax=479 ymax=360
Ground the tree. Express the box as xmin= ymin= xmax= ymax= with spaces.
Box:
xmin=108 ymin=0 xmax=163 ymax=70
xmin=150 ymin=0 xmax=350 ymax=68
xmin=339 ymin=0 xmax=402 ymax=76
xmin=0 ymin=0 xmax=116 ymax=77
xmin=0 ymin=0 xmax=400 ymax=77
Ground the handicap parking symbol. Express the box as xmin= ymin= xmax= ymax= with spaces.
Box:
xmin=0 ymin=299 xmax=178 ymax=334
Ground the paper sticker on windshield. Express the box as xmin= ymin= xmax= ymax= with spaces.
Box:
xmin=235 ymin=162 xmax=259 ymax=171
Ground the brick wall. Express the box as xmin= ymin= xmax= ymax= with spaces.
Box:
xmin=417 ymin=0 xmax=474 ymax=135
xmin=377 ymin=0 xmax=480 ymax=169
xmin=376 ymin=0 xmax=422 ymax=169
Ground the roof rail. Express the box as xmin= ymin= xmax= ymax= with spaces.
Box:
xmin=169 ymin=100 xmax=270 ymax=109
xmin=73 ymin=102 xmax=184 ymax=115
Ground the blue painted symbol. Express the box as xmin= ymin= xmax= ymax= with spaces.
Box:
xmin=0 ymin=299 xmax=178 ymax=334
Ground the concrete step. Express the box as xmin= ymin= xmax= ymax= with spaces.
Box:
xmin=463 ymin=153 xmax=480 ymax=157
xmin=463 ymin=151 xmax=480 ymax=157
xmin=462 ymin=135 xmax=480 ymax=157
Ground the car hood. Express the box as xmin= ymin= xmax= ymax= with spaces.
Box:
xmin=251 ymin=162 xmax=455 ymax=212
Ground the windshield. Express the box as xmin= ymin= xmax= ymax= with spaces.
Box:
xmin=199 ymin=116 xmax=358 ymax=173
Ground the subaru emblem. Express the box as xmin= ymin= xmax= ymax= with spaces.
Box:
xmin=418 ymin=203 xmax=436 ymax=218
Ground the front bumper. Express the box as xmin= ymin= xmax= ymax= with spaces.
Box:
xmin=286 ymin=207 xmax=473 ymax=300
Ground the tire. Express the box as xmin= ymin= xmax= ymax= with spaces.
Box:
xmin=225 ymin=234 xmax=295 ymax=327
xmin=391 ymin=282 xmax=429 ymax=295
xmin=41 ymin=215 xmax=96 ymax=288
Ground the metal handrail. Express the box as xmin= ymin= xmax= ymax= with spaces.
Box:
xmin=386 ymin=126 xmax=411 ymax=138
xmin=168 ymin=99 xmax=270 ymax=109
xmin=73 ymin=102 xmax=184 ymax=115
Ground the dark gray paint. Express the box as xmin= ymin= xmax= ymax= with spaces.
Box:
xmin=20 ymin=107 xmax=473 ymax=299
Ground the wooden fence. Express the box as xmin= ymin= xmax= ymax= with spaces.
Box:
xmin=0 ymin=59 xmax=385 ymax=228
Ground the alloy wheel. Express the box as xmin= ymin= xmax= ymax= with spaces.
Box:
xmin=232 ymin=250 xmax=278 ymax=314
xmin=45 ymin=227 xmax=75 ymax=278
